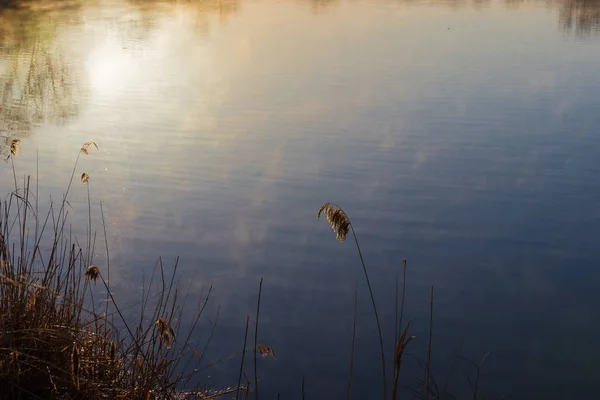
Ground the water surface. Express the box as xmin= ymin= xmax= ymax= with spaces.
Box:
xmin=1 ymin=0 xmax=600 ymax=397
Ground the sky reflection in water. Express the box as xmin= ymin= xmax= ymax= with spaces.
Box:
xmin=1 ymin=0 xmax=600 ymax=397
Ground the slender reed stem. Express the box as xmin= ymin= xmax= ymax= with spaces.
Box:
xmin=473 ymin=353 xmax=489 ymax=400
xmin=236 ymin=316 xmax=250 ymax=400
xmin=35 ymin=150 xmax=39 ymax=253
xmin=443 ymin=343 xmax=463 ymax=396
xmin=58 ymin=151 xmax=81 ymax=221
xmin=254 ymin=278 xmax=263 ymax=400
xmin=349 ymin=224 xmax=387 ymax=399
xmin=392 ymin=259 xmax=408 ymax=400
xmin=100 ymin=201 xmax=110 ymax=335
xmin=395 ymin=269 xmax=399 ymax=351
xmin=86 ymin=181 xmax=92 ymax=266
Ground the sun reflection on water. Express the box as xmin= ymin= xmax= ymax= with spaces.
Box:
xmin=86 ymin=37 xmax=137 ymax=94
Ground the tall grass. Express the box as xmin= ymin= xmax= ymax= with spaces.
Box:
xmin=0 ymin=143 xmax=225 ymax=399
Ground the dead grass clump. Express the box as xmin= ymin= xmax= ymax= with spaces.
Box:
xmin=0 ymin=199 xmax=123 ymax=398
xmin=0 ymin=143 xmax=219 ymax=399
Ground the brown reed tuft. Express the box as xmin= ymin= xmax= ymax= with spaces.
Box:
xmin=256 ymin=344 xmax=277 ymax=360
xmin=10 ymin=139 xmax=20 ymax=156
xmin=156 ymin=318 xmax=176 ymax=349
xmin=85 ymin=265 xmax=100 ymax=282
xmin=81 ymin=172 xmax=89 ymax=183
xmin=318 ymin=203 xmax=350 ymax=243
xmin=81 ymin=141 xmax=98 ymax=155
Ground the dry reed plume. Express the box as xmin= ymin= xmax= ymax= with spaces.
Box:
xmin=85 ymin=265 xmax=100 ymax=282
xmin=81 ymin=141 xmax=98 ymax=155
xmin=10 ymin=139 xmax=20 ymax=156
xmin=156 ymin=318 xmax=176 ymax=349
xmin=256 ymin=344 xmax=276 ymax=360
xmin=81 ymin=171 xmax=90 ymax=183
xmin=318 ymin=203 xmax=350 ymax=242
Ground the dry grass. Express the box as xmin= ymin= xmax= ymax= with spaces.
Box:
xmin=0 ymin=187 xmax=122 ymax=399
xmin=80 ymin=141 xmax=98 ymax=155
xmin=0 ymin=143 xmax=224 ymax=400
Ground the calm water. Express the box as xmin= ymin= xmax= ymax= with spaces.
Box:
xmin=2 ymin=0 xmax=600 ymax=397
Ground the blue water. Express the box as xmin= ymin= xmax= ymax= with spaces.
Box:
xmin=1 ymin=0 xmax=600 ymax=397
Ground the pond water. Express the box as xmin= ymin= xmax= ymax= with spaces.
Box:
xmin=1 ymin=0 xmax=600 ymax=398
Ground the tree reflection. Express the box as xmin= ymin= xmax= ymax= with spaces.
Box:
xmin=0 ymin=8 xmax=82 ymax=159
xmin=0 ymin=0 xmax=240 ymax=159
xmin=300 ymin=0 xmax=600 ymax=34
xmin=558 ymin=0 xmax=600 ymax=34
xmin=305 ymin=0 xmax=340 ymax=13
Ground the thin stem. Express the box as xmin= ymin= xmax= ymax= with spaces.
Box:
xmin=58 ymin=151 xmax=81 ymax=222
xmin=395 ymin=269 xmax=399 ymax=351
xmin=391 ymin=337 xmax=404 ymax=400
xmin=473 ymin=353 xmax=489 ymax=400
xmin=97 ymin=272 xmax=147 ymax=372
xmin=100 ymin=201 xmax=110 ymax=336
xmin=349 ymin=224 xmax=387 ymax=400
xmin=254 ymin=278 xmax=263 ymax=400
xmin=86 ymin=181 xmax=91 ymax=266
xmin=10 ymin=154 xmax=22 ymax=255
xmin=392 ymin=260 xmax=408 ymax=400
xmin=236 ymin=316 xmax=250 ymax=400
xmin=35 ymin=150 xmax=39 ymax=254
xmin=443 ymin=343 xmax=463 ymax=396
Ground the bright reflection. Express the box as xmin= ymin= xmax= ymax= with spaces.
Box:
xmin=86 ymin=37 xmax=136 ymax=95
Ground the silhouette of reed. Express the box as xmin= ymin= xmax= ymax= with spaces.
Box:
xmin=318 ymin=202 xmax=387 ymax=399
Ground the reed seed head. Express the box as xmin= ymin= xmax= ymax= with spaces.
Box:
xmin=10 ymin=139 xmax=20 ymax=156
xmin=156 ymin=318 xmax=176 ymax=349
xmin=81 ymin=141 xmax=98 ymax=155
xmin=317 ymin=203 xmax=350 ymax=243
xmin=85 ymin=265 xmax=99 ymax=282
xmin=81 ymin=172 xmax=89 ymax=183
xmin=256 ymin=344 xmax=277 ymax=360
